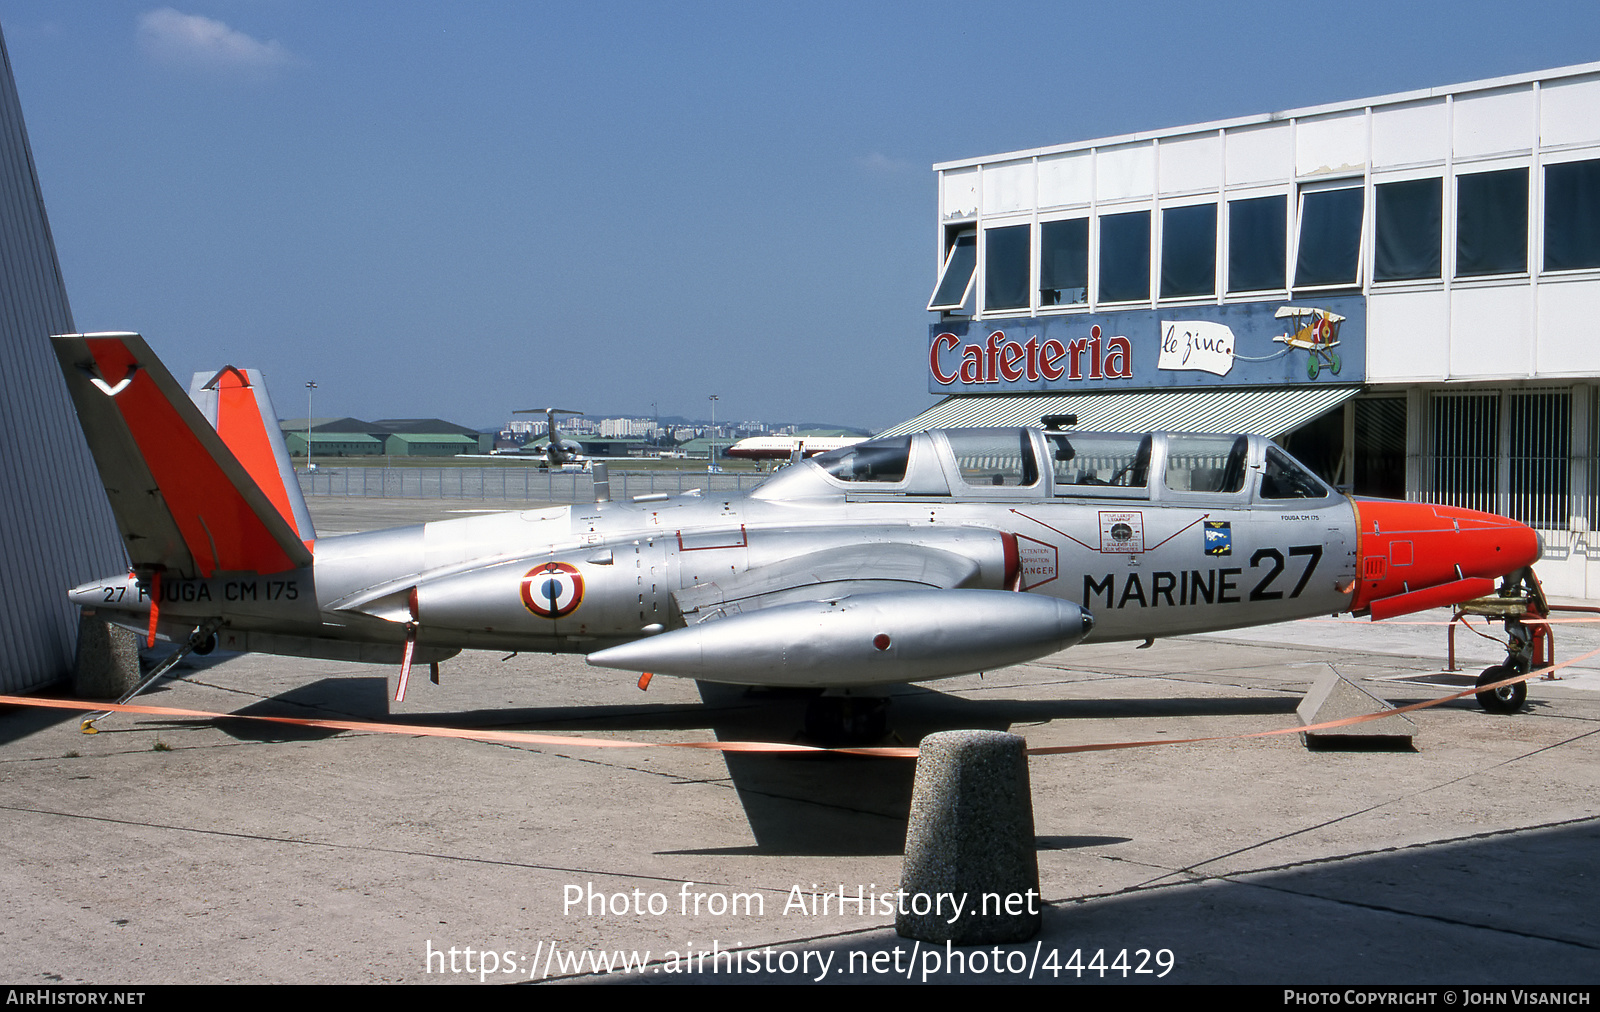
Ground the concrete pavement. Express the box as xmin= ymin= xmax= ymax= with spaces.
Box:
xmin=2 ymin=498 xmax=1596 ymax=985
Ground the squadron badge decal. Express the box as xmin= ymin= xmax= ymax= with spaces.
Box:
xmin=1204 ymin=521 xmax=1232 ymax=557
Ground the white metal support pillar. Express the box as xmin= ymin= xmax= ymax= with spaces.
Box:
xmin=1405 ymin=387 xmax=1426 ymax=503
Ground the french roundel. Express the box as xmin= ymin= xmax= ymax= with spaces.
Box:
xmin=520 ymin=562 xmax=584 ymax=618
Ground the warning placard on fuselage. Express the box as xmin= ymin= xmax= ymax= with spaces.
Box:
xmin=1099 ymin=511 xmax=1144 ymax=553
xmin=1017 ymin=535 xmax=1058 ymax=589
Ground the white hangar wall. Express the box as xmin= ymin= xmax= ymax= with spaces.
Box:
xmin=924 ymin=63 xmax=1600 ymax=598
xmin=0 ymin=26 xmax=126 ymax=692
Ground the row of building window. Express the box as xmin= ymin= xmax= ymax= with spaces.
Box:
xmin=932 ymin=159 xmax=1600 ymax=314
xmin=1423 ymin=388 xmax=1575 ymax=535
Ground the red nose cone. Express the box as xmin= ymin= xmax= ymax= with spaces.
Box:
xmin=1351 ymin=500 xmax=1542 ymax=613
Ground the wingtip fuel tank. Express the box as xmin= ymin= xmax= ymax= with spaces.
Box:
xmin=586 ymin=589 xmax=1094 ymax=687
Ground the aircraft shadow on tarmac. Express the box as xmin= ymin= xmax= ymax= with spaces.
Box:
xmin=670 ymin=682 xmax=1279 ymax=858
xmin=0 ymin=649 xmax=321 ymax=746
xmin=157 ymin=673 xmax=1509 ymax=857
xmin=0 ymin=702 xmax=79 ymax=747
xmin=112 ymin=675 xmax=394 ymax=742
xmin=136 ymin=674 xmax=1186 ymax=855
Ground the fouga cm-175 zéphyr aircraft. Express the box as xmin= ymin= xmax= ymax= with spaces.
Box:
xmin=55 ymin=333 xmax=1545 ymax=738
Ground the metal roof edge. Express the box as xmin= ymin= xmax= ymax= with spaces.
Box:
xmin=877 ymin=386 xmax=1363 ymax=439
xmin=932 ymin=61 xmax=1600 ymax=172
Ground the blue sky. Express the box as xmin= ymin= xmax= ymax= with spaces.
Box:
xmin=2 ymin=2 xmax=1597 ymax=430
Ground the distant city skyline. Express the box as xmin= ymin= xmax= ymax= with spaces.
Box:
xmin=3 ymin=3 xmax=1597 ymax=429
xmin=292 ymin=410 xmax=870 ymax=437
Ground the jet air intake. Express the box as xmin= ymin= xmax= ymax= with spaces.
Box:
xmin=585 ymin=589 xmax=1093 ymax=687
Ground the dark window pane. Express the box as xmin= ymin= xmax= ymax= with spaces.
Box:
xmin=1228 ymin=195 xmax=1286 ymax=292
xmin=928 ymin=232 xmax=976 ymax=310
xmin=1047 ymin=432 xmax=1149 ymax=489
xmin=1457 ymin=169 xmax=1527 ymax=276
xmin=1508 ymin=391 xmax=1569 ymax=528
xmin=984 ymin=224 xmax=1030 ymax=311
xmin=1099 ymin=210 xmax=1149 ymax=303
xmin=1545 ymin=159 xmax=1600 ymax=271
xmin=1160 ymin=203 xmax=1216 ymax=298
xmin=1374 ymin=177 xmax=1442 ymax=281
xmin=1294 ymin=188 xmax=1363 ymax=287
xmin=1039 ymin=218 xmax=1088 ymax=305
xmin=1354 ymin=397 xmax=1406 ymax=499
xmin=1431 ymin=393 xmax=1498 ymax=510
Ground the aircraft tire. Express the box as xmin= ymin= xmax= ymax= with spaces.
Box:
xmin=1329 ymin=350 xmax=1341 ymax=375
xmin=1476 ymin=665 xmax=1527 ymax=714
xmin=1307 ymin=358 xmax=1319 ymax=380
xmin=192 ymin=631 xmax=218 ymax=656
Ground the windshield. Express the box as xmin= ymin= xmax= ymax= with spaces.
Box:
xmin=1259 ymin=445 xmax=1329 ymax=499
xmin=813 ymin=436 xmax=911 ymax=483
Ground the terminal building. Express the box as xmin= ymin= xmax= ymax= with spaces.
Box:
xmin=884 ymin=62 xmax=1600 ymax=599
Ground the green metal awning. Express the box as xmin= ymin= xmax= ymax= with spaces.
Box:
xmin=878 ymin=386 xmax=1362 ymax=439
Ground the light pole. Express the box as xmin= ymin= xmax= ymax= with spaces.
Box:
xmin=707 ymin=394 xmax=719 ymax=471
xmin=305 ymin=381 xmax=317 ymax=470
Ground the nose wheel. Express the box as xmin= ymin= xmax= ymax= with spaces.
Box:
xmin=1475 ymin=664 xmax=1528 ymax=714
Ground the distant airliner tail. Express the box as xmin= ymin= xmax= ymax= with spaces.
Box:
xmin=53 ymin=332 xmax=314 ymax=580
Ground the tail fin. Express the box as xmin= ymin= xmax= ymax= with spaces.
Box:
xmin=53 ymin=333 xmax=314 ymax=579
xmin=188 ymin=366 xmax=315 ymax=544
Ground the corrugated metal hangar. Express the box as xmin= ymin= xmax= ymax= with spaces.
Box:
xmin=896 ymin=62 xmax=1600 ymax=599
xmin=0 ymin=26 xmax=126 ymax=693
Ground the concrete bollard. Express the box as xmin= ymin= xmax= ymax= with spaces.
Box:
xmin=72 ymin=610 xmax=141 ymax=699
xmin=1298 ymin=669 xmax=1415 ymax=749
xmin=897 ymin=729 xmax=1042 ymax=944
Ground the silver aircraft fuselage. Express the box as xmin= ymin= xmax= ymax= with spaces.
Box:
xmin=72 ymin=426 xmax=1543 ymax=690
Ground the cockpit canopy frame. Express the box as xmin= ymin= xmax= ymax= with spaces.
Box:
xmin=765 ymin=426 xmax=1336 ymax=507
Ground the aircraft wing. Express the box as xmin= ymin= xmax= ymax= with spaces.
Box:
xmin=673 ymin=542 xmax=980 ymax=623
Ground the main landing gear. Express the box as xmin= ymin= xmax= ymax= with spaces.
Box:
xmin=804 ymin=692 xmax=889 ymax=744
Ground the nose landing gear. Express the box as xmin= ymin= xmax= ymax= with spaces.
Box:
xmin=1460 ymin=568 xmax=1546 ymax=715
